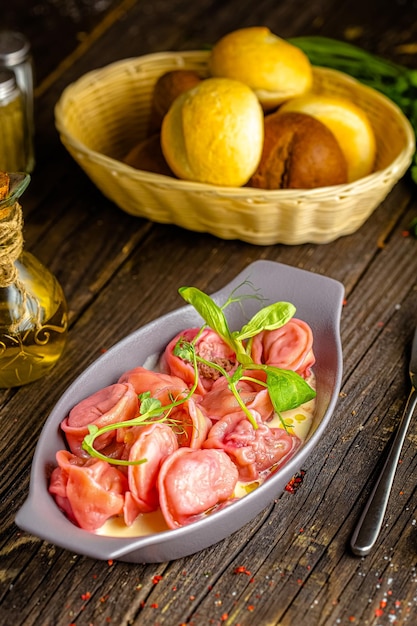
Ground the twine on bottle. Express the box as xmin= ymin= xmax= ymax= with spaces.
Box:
xmin=0 ymin=200 xmax=24 ymax=287
xmin=0 ymin=200 xmax=29 ymax=334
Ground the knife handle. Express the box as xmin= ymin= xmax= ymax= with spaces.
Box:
xmin=350 ymin=387 xmax=417 ymax=557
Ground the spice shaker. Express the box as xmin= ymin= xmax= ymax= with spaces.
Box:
xmin=0 ymin=30 xmax=35 ymax=173
xmin=0 ymin=69 xmax=26 ymax=172
xmin=0 ymin=171 xmax=68 ymax=388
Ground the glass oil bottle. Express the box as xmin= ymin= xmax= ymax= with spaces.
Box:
xmin=0 ymin=172 xmax=68 ymax=387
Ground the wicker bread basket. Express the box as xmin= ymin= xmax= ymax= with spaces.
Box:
xmin=55 ymin=50 xmax=415 ymax=245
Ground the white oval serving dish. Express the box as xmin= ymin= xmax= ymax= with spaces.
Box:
xmin=15 ymin=260 xmax=344 ymax=562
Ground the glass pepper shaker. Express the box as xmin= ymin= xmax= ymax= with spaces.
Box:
xmin=0 ymin=69 xmax=27 ymax=172
xmin=0 ymin=30 xmax=35 ymax=173
xmin=0 ymin=172 xmax=68 ymax=388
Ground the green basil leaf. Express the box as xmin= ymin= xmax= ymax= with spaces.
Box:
xmin=179 ymin=286 xmax=234 ymax=346
xmin=139 ymin=395 xmax=163 ymax=415
xmin=266 ymin=368 xmax=316 ymax=413
xmin=234 ymin=302 xmax=296 ymax=341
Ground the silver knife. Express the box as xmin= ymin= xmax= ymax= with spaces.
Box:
xmin=350 ymin=326 xmax=417 ymax=556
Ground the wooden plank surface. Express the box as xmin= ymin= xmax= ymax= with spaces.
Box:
xmin=1 ymin=1 xmax=417 ymax=625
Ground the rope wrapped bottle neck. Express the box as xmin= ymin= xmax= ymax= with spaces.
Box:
xmin=0 ymin=200 xmax=23 ymax=287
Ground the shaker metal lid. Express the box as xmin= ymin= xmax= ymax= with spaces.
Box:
xmin=0 ymin=31 xmax=31 ymax=65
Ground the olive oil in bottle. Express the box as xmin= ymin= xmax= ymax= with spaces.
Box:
xmin=0 ymin=172 xmax=68 ymax=388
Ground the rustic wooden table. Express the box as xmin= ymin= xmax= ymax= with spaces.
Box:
xmin=1 ymin=1 xmax=417 ymax=625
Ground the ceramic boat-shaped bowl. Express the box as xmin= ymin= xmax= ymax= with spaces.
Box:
xmin=15 ymin=260 xmax=344 ymax=563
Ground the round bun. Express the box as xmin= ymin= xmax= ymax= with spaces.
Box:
xmin=161 ymin=77 xmax=264 ymax=186
xmin=123 ymin=134 xmax=173 ymax=176
xmin=248 ymin=111 xmax=348 ymax=190
xmin=279 ymin=94 xmax=376 ymax=181
xmin=149 ymin=69 xmax=202 ymax=132
xmin=208 ymin=27 xmax=313 ymax=110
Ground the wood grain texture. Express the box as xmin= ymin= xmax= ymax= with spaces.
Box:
xmin=1 ymin=1 xmax=417 ymax=625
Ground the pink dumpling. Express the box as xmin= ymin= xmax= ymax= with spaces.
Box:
xmin=49 ymin=450 xmax=128 ymax=531
xmin=160 ymin=327 xmax=238 ymax=395
xmin=158 ymin=447 xmax=239 ymax=528
xmin=126 ymin=422 xmax=178 ymax=518
xmin=250 ymin=318 xmax=315 ymax=377
xmin=61 ymin=383 xmax=139 ymax=457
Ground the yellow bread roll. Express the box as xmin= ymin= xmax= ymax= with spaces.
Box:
xmin=208 ymin=27 xmax=313 ymax=110
xmin=161 ymin=77 xmax=264 ymax=186
xmin=279 ymin=94 xmax=376 ymax=182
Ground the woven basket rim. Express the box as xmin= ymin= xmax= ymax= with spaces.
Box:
xmin=54 ymin=50 xmax=416 ymax=201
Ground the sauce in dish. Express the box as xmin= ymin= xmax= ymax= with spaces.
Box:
xmin=48 ymin=286 xmax=317 ymax=537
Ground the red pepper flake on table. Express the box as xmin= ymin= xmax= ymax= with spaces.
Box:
xmin=152 ymin=574 xmax=163 ymax=584
xmin=285 ymin=469 xmax=306 ymax=494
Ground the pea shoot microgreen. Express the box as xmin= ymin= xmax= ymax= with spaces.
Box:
xmin=81 ymin=284 xmax=316 ymax=464
xmin=82 ymin=389 xmax=192 ymax=465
